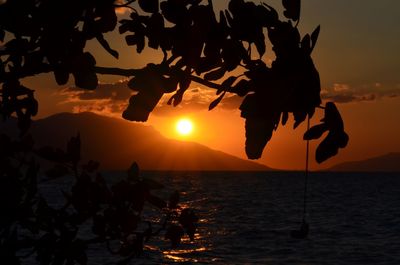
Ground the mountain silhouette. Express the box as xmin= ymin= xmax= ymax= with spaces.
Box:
xmin=328 ymin=153 xmax=400 ymax=172
xmin=1 ymin=112 xmax=271 ymax=171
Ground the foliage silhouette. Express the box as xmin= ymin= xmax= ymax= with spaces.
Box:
xmin=0 ymin=0 xmax=348 ymax=163
xmin=1 ymin=0 xmax=349 ymax=263
xmin=0 ymin=132 xmax=197 ymax=264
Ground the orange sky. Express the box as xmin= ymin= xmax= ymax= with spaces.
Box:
xmin=18 ymin=0 xmax=400 ymax=170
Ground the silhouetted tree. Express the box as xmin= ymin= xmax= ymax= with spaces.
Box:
xmin=0 ymin=132 xmax=197 ymax=264
xmin=1 ymin=0 xmax=349 ymax=263
xmin=0 ymin=0 xmax=348 ymax=162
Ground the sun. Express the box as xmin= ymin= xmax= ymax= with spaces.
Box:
xmin=176 ymin=118 xmax=194 ymax=136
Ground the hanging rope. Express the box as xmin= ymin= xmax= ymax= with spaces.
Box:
xmin=303 ymin=116 xmax=311 ymax=221
xmin=291 ymin=116 xmax=311 ymax=239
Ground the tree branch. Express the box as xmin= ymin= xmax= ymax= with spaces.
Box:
xmin=94 ymin=66 xmax=141 ymax=76
xmin=94 ymin=66 xmax=224 ymax=91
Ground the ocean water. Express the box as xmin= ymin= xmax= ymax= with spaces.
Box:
xmin=36 ymin=171 xmax=400 ymax=265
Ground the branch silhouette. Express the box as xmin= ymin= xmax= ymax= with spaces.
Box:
xmin=1 ymin=1 xmax=349 ymax=261
xmin=0 ymin=0 xmax=349 ymax=162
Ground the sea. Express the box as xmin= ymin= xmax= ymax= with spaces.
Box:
xmin=34 ymin=171 xmax=400 ymax=265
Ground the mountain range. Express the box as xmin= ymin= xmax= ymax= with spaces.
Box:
xmin=1 ymin=112 xmax=399 ymax=172
xmin=1 ymin=112 xmax=270 ymax=171
xmin=327 ymin=152 xmax=400 ymax=172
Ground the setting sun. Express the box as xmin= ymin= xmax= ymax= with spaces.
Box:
xmin=176 ymin=118 xmax=194 ymax=136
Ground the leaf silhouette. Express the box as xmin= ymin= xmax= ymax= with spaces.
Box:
xmin=71 ymin=53 xmax=98 ymax=90
xmin=96 ymin=34 xmax=119 ymax=59
xmin=209 ymin=91 xmax=226 ymax=111
xmin=315 ymin=132 xmax=339 ymax=163
xmin=204 ymin=67 xmax=226 ymax=81
xmin=139 ymin=0 xmax=159 ymax=13
xmin=123 ymin=92 xmax=163 ymax=122
xmin=310 ymin=25 xmax=320 ymax=52
xmin=281 ymin=112 xmax=289 ymax=126
xmin=311 ymin=102 xmax=349 ymax=163
xmin=221 ymin=76 xmax=238 ymax=89
xmin=282 ymin=0 xmax=301 ymax=21
xmin=323 ymin=102 xmax=344 ymax=131
xmin=54 ymin=69 xmax=69 ymax=86
xmin=301 ymin=34 xmax=311 ymax=53
xmin=304 ymin=123 xmax=328 ymax=140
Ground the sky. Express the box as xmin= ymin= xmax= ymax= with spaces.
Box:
xmin=20 ymin=0 xmax=400 ymax=170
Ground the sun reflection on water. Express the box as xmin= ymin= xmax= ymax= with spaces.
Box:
xmin=163 ymin=247 xmax=207 ymax=263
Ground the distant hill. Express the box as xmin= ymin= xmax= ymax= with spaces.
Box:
xmin=1 ymin=112 xmax=271 ymax=171
xmin=328 ymin=153 xmax=400 ymax=172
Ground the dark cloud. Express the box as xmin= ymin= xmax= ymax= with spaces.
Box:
xmin=61 ymin=80 xmax=400 ymax=118
xmin=153 ymin=89 xmax=244 ymax=116
xmin=62 ymin=80 xmax=133 ymax=101
xmin=322 ymin=83 xmax=400 ymax=103
xmin=60 ymin=82 xmax=243 ymax=117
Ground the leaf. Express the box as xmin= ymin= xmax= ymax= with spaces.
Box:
xmin=293 ymin=111 xmax=307 ymax=129
xmin=96 ymin=34 xmax=119 ymax=59
xmin=310 ymin=25 xmax=320 ymax=52
xmin=204 ymin=67 xmax=226 ymax=81
xmin=337 ymin=131 xmax=349 ymax=148
xmin=127 ymin=32 xmax=141 ymax=47
xmin=254 ymin=34 xmax=266 ymax=57
xmin=167 ymin=92 xmax=183 ymax=107
xmin=209 ymin=91 xmax=226 ymax=111
xmin=54 ymin=69 xmax=69 ymax=85
xmin=163 ymin=77 xmax=179 ymax=93
xmin=282 ymin=0 xmax=301 ymax=21
xmin=244 ymin=117 xmax=275 ymax=159
xmin=138 ymin=0 xmax=159 ymax=13
xmin=323 ymin=102 xmax=344 ymax=131
xmin=71 ymin=53 xmax=98 ymax=90
xmin=123 ymin=91 xmax=163 ymax=121
xmin=301 ymin=34 xmax=311 ymax=53
xmin=315 ymin=130 xmax=349 ymax=163
xmin=258 ymin=4 xmax=279 ymax=27
xmin=304 ymin=123 xmax=328 ymax=140
xmin=281 ymin=112 xmax=289 ymax=126
xmin=178 ymin=74 xmax=191 ymax=92
xmin=233 ymin=79 xmax=250 ymax=96
xmin=315 ymin=132 xmax=339 ymax=163
xmin=218 ymin=76 xmax=237 ymax=95
xmin=224 ymin=10 xmax=234 ymax=27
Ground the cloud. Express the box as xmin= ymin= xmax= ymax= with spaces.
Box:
xmin=59 ymin=80 xmax=132 ymax=117
xmin=61 ymin=80 xmax=133 ymax=101
xmin=322 ymin=83 xmax=400 ymax=103
xmin=333 ymin=83 xmax=350 ymax=92
xmin=153 ymin=88 xmax=243 ymax=116
xmin=59 ymin=80 xmax=244 ymax=118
